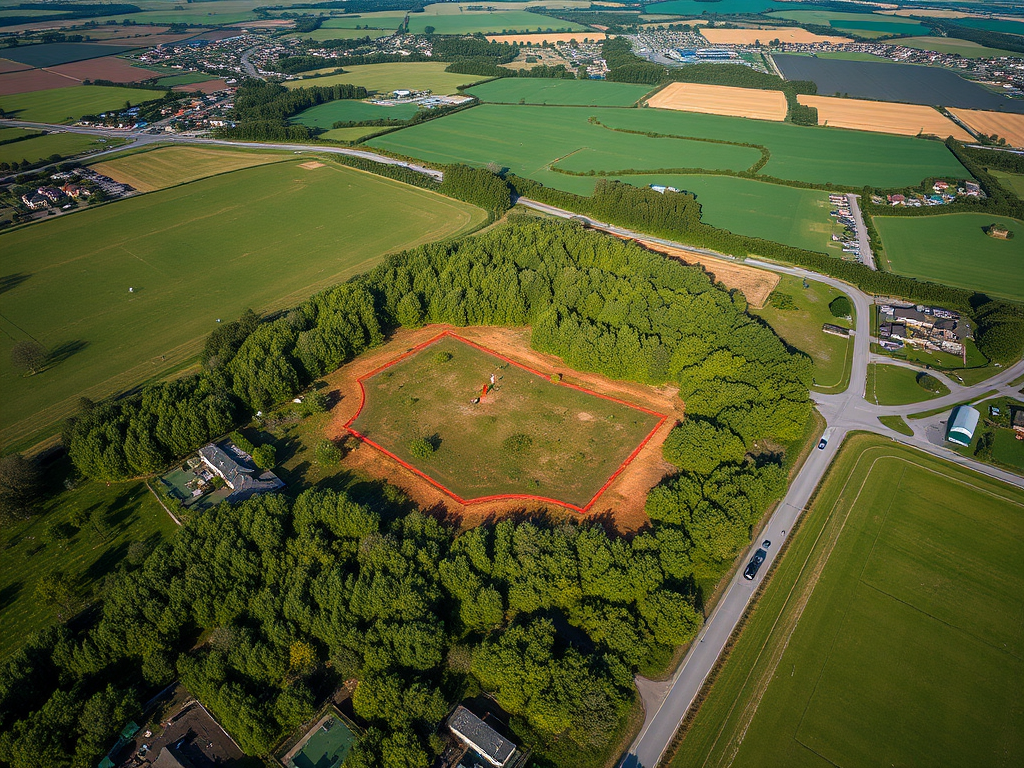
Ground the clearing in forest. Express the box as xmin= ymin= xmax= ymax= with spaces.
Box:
xmin=346 ymin=332 xmax=665 ymax=511
xmin=647 ymin=82 xmax=788 ymax=122
xmin=948 ymin=108 xmax=1024 ymax=148
xmin=797 ymin=95 xmax=972 ymax=140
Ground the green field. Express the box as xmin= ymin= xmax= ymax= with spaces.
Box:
xmin=370 ymin=104 xmax=967 ymax=191
xmin=950 ymin=397 xmax=1024 ymax=472
xmin=992 ymin=169 xmax=1024 ymax=199
xmin=292 ymin=99 xmax=419 ymax=128
xmin=898 ymin=36 xmax=1022 ymax=58
xmin=767 ymin=10 xmax=926 ymax=36
xmin=467 ymin=78 xmax=653 ymax=106
xmin=874 ymin=213 xmax=1024 ymax=302
xmin=878 ymin=414 xmax=913 ymax=435
xmin=0 ymin=472 xmax=176 ymax=660
xmin=0 ymin=127 xmax=42 ymax=142
xmin=753 ymin=275 xmax=853 ymax=393
xmin=0 ymin=160 xmax=486 ymax=449
xmin=406 ymin=10 xmax=586 ymax=35
xmin=0 ymin=85 xmax=165 ymax=123
xmin=318 ymin=125 xmax=388 ymax=142
xmin=865 ymin=363 xmax=950 ymax=405
xmin=89 ymin=145 xmax=288 ymax=191
xmin=288 ymin=27 xmax=392 ymax=41
xmin=286 ymin=62 xmax=483 ymax=95
xmin=320 ymin=15 xmax=405 ymax=30
xmin=349 ymin=334 xmax=662 ymax=508
xmin=0 ymin=131 xmax=123 ymax=166
xmin=152 ymin=72 xmax=216 ymax=87
xmin=670 ymin=434 xmax=1024 ymax=768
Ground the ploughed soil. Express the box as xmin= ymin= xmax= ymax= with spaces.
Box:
xmin=324 ymin=324 xmax=684 ymax=533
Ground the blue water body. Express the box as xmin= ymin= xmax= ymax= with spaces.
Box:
xmin=645 ymin=0 xmax=794 ymax=16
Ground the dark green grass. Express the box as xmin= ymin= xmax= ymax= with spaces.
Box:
xmin=865 ymin=363 xmax=949 ymax=405
xmin=0 ymin=471 xmax=176 ymax=659
xmin=466 ymin=78 xmax=653 ymax=107
xmin=670 ymin=434 xmax=1024 ymax=768
xmin=291 ymin=99 xmax=419 ymax=129
xmin=0 ymin=131 xmax=123 ymax=165
xmin=0 ymin=84 xmax=165 ymax=123
xmin=0 ymin=160 xmax=486 ymax=450
xmin=874 ymin=213 xmax=1024 ymax=303
xmin=349 ymin=335 xmax=661 ymax=508
xmin=369 ymin=104 xmax=966 ymax=191
xmin=286 ymin=713 xmax=356 ymax=768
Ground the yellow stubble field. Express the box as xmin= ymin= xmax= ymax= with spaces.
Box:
xmin=948 ymin=108 xmax=1024 ymax=148
xmin=701 ymin=26 xmax=852 ymax=44
xmin=798 ymin=95 xmax=973 ymax=141
xmin=646 ymin=82 xmax=788 ymax=121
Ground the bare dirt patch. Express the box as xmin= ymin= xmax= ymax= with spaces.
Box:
xmin=299 ymin=160 xmax=325 ymax=169
xmin=324 ymin=325 xmax=683 ymax=532
xmin=47 ymin=55 xmax=163 ymax=83
xmin=0 ymin=67 xmax=75 ymax=95
xmin=798 ymin=95 xmax=973 ymax=141
xmin=0 ymin=58 xmax=30 ymax=73
xmin=646 ymin=82 xmax=788 ymax=121
xmin=634 ymin=240 xmax=780 ymax=308
xmin=948 ymin=108 xmax=1024 ymax=148
xmin=701 ymin=27 xmax=852 ymax=44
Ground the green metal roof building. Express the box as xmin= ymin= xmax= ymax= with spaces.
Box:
xmin=946 ymin=405 xmax=980 ymax=447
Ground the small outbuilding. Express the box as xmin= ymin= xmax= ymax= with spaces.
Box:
xmin=447 ymin=706 xmax=521 ymax=768
xmin=946 ymin=405 xmax=980 ymax=447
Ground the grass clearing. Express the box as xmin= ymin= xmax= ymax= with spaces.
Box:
xmin=0 ymin=131 xmax=122 ymax=165
xmin=286 ymin=62 xmax=483 ymax=95
xmin=992 ymin=169 xmax=1024 ymax=199
xmin=318 ymin=125 xmax=389 ymax=143
xmin=752 ymin=275 xmax=853 ymax=394
xmin=670 ymin=434 xmax=1024 ymax=768
xmin=874 ymin=213 xmax=1024 ymax=302
xmin=348 ymin=333 xmax=663 ymax=510
xmin=865 ymin=363 xmax=950 ymax=405
xmin=0 ymin=84 xmax=164 ymax=123
xmin=0 ymin=467 xmax=177 ymax=660
xmin=878 ymin=414 xmax=913 ymax=435
xmin=0 ymin=160 xmax=486 ymax=450
xmin=467 ymin=78 xmax=653 ymax=106
xmin=291 ymin=99 xmax=419 ymax=129
xmin=89 ymin=145 xmax=288 ymax=191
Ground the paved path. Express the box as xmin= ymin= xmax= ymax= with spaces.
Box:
xmin=846 ymin=193 xmax=875 ymax=270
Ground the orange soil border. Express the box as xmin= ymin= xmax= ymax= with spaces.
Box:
xmin=343 ymin=330 xmax=668 ymax=514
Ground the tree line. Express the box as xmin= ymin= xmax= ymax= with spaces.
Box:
xmin=218 ymin=79 xmax=367 ymax=141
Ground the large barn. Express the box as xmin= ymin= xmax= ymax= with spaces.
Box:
xmin=946 ymin=405 xmax=980 ymax=447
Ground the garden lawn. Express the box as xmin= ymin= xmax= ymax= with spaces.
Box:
xmin=88 ymin=145 xmax=289 ymax=191
xmin=874 ymin=213 xmax=1024 ymax=302
xmin=0 ymin=85 xmax=165 ymax=123
xmin=349 ymin=334 xmax=662 ymax=509
xmin=670 ymin=434 xmax=1024 ymax=768
xmin=0 ymin=161 xmax=486 ymax=450
xmin=865 ymin=363 xmax=949 ymax=405
xmin=0 ymin=475 xmax=176 ymax=660
xmin=467 ymin=78 xmax=654 ymax=106
xmin=752 ymin=275 xmax=853 ymax=393
xmin=285 ymin=62 xmax=483 ymax=95
xmin=291 ymin=99 xmax=419 ymax=129
xmin=0 ymin=131 xmax=121 ymax=165
xmin=370 ymin=104 xmax=966 ymax=191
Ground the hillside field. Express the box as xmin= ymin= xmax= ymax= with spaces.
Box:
xmin=0 ymin=85 xmax=165 ymax=123
xmin=370 ymin=103 xmax=966 ymax=191
xmin=0 ymin=131 xmax=123 ymax=165
xmin=874 ymin=213 xmax=1024 ymax=302
xmin=0 ymin=160 xmax=486 ymax=449
xmin=670 ymin=435 xmax=1024 ymax=768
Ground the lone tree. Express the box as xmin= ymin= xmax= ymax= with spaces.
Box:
xmin=34 ymin=571 xmax=76 ymax=620
xmin=829 ymin=296 xmax=852 ymax=318
xmin=10 ymin=340 xmax=47 ymax=375
xmin=409 ymin=437 xmax=437 ymax=459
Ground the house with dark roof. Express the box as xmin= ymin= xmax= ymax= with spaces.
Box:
xmin=447 ymin=707 xmax=523 ymax=768
xmin=21 ymin=192 xmax=48 ymax=210
xmin=198 ymin=441 xmax=284 ymax=502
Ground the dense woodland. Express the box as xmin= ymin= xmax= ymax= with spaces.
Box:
xmin=220 ymin=80 xmax=367 ymax=141
xmin=12 ymin=217 xmax=813 ymax=768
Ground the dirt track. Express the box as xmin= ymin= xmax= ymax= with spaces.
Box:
xmin=798 ymin=95 xmax=973 ymax=141
xmin=324 ymin=325 xmax=684 ymax=532
xmin=646 ymin=82 xmax=788 ymax=122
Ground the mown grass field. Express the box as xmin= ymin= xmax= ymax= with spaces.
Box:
xmin=349 ymin=335 xmax=661 ymax=509
xmin=370 ymin=103 xmax=966 ymax=191
xmin=0 ymin=160 xmax=486 ymax=449
xmin=89 ymin=145 xmax=289 ymax=191
xmin=874 ymin=213 xmax=1024 ymax=302
xmin=752 ymin=275 xmax=853 ymax=393
xmin=466 ymin=78 xmax=653 ymax=106
xmin=0 ymin=473 xmax=176 ymax=660
xmin=285 ymin=62 xmax=482 ymax=95
xmin=405 ymin=10 xmax=586 ymax=35
xmin=766 ymin=9 xmax=926 ymax=36
xmin=670 ymin=434 xmax=1024 ymax=768
xmin=0 ymin=130 xmax=122 ymax=165
xmin=865 ymin=363 xmax=949 ymax=405
xmin=292 ymin=99 xmax=419 ymax=129
xmin=992 ymin=170 xmax=1024 ymax=199
xmin=319 ymin=125 xmax=389 ymax=142
xmin=899 ymin=36 xmax=1022 ymax=58
xmin=0 ymin=84 xmax=164 ymax=123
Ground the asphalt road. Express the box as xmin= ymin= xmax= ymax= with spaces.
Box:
xmin=4 ymin=122 xmax=1022 ymax=767
xmin=846 ymin=192 xmax=875 ymax=270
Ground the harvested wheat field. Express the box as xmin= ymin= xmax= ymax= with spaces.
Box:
xmin=172 ymin=79 xmax=228 ymax=93
xmin=948 ymin=108 xmax=1024 ymax=148
xmin=486 ymin=31 xmax=606 ymax=44
xmin=701 ymin=26 xmax=852 ymax=44
xmin=0 ymin=68 xmax=75 ymax=95
xmin=798 ymin=95 xmax=972 ymax=140
xmin=647 ymin=81 xmax=788 ymax=121
xmin=634 ymin=239 xmax=780 ymax=308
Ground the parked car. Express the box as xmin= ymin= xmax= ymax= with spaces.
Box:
xmin=818 ymin=437 xmax=828 ymax=450
xmin=744 ymin=548 xmax=768 ymax=580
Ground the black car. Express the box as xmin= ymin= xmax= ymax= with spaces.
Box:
xmin=818 ymin=438 xmax=828 ymax=450
xmin=744 ymin=548 xmax=768 ymax=580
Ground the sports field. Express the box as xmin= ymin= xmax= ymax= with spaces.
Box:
xmin=0 ymin=161 xmax=486 ymax=449
xmin=282 ymin=712 xmax=357 ymax=768
xmin=647 ymin=82 xmax=788 ymax=121
xmin=0 ymin=84 xmax=164 ymax=123
xmin=866 ymin=363 xmax=950 ymax=405
xmin=0 ymin=130 xmax=122 ymax=165
xmin=89 ymin=146 xmax=288 ymax=191
xmin=949 ymin=108 xmax=1024 ymax=149
xmin=285 ymin=62 xmax=482 ymax=95
xmin=370 ymin=104 xmax=966 ymax=190
xmin=347 ymin=333 xmax=664 ymax=511
xmin=752 ymin=275 xmax=853 ymax=393
xmin=798 ymin=95 xmax=971 ymax=140
xmin=670 ymin=434 xmax=1024 ymax=768
xmin=467 ymin=78 xmax=652 ymax=106
xmin=292 ymin=99 xmax=419 ymax=129
xmin=874 ymin=213 xmax=1024 ymax=302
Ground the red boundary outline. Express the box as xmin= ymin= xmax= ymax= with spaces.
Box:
xmin=343 ymin=330 xmax=668 ymax=514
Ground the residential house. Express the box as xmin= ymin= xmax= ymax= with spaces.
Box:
xmin=37 ymin=186 xmax=64 ymax=203
xmin=1013 ymin=409 xmax=1024 ymax=440
xmin=61 ymin=182 xmax=90 ymax=198
xmin=20 ymin=192 xmax=48 ymax=210
xmin=965 ymin=181 xmax=981 ymax=196
xmin=447 ymin=707 xmax=525 ymax=768
xmin=198 ymin=441 xmax=284 ymax=502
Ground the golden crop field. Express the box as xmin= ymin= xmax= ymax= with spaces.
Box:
xmin=647 ymin=82 xmax=788 ymax=122
xmin=948 ymin=108 xmax=1024 ymax=148
xmin=485 ymin=31 xmax=606 ymax=44
xmin=798 ymin=95 xmax=973 ymax=141
xmin=701 ymin=26 xmax=852 ymax=44
xmin=90 ymin=146 xmax=288 ymax=191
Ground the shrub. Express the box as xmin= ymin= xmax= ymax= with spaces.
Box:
xmin=769 ymin=292 xmax=797 ymax=311
xmin=314 ymin=439 xmax=343 ymax=466
xmin=550 ymin=373 xmax=561 ymax=383
xmin=409 ymin=437 xmax=436 ymax=459
xmin=252 ymin=444 xmax=277 ymax=469
xmin=916 ymin=373 xmax=944 ymax=393
xmin=433 ymin=351 xmax=453 ymax=364
xmin=231 ymin=431 xmax=256 ymax=455
xmin=829 ymin=296 xmax=852 ymax=318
